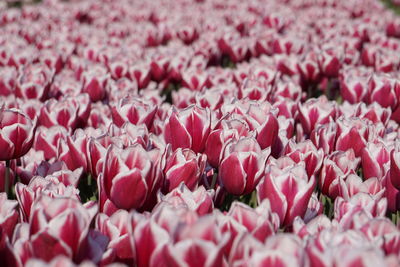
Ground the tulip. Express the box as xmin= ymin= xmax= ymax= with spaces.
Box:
xmin=100 ymin=144 xmax=162 ymax=211
xmin=157 ymin=183 xmax=215 ymax=215
xmin=0 ymin=67 xmax=17 ymax=97
xmin=0 ymin=108 xmax=36 ymax=195
xmin=319 ymin=47 xmax=342 ymax=78
xmin=310 ymin=121 xmax=337 ymax=155
xmin=33 ymin=126 xmax=67 ymax=160
xmin=39 ymin=98 xmax=80 ymax=131
xmin=319 ymin=150 xmax=360 ymax=198
xmin=297 ymin=96 xmax=337 ymax=135
xmin=247 ymin=234 xmax=307 ymax=267
xmin=164 ymin=105 xmax=211 ymax=153
xmin=81 ymin=67 xmax=109 ymax=102
xmin=27 ymin=195 xmax=98 ymax=262
xmin=340 ymin=174 xmax=384 ymax=200
xmin=339 ymin=68 xmax=369 ymax=104
xmin=283 ymin=139 xmax=324 ymax=178
xmin=96 ymin=210 xmax=135 ymax=264
xmin=15 ymin=63 xmax=54 ymax=101
xmin=390 ymin=145 xmax=400 ymax=190
xmin=129 ymin=63 xmax=151 ymax=89
xmin=367 ymin=74 xmax=398 ymax=109
xmin=0 ymin=193 xmax=18 ymax=240
xmin=0 ymin=108 xmax=36 ymax=161
xmin=219 ymin=137 xmax=270 ymax=195
xmin=335 ymin=117 xmax=371 ymax=157
xmin=244 ymin=102 xmax=279 ymax=150
xmin=111 ymin=97 xmax=158 ymax=129
xmin=134 ymin=218 xmax=170 ymax=267
xmin=205 ymin=118 xmax=251 ymax=168
xmin=181 ymin=68 xmax=209 ymax=91
xmin=162 ymin=147 xmax=206 ymax=192
xmin=15 ymin=175 xmax=80 ymax=222
xmin=257 ymin=164 xmax=315 ymax=226
xmin=57 ymin=129 xmax=88 ymax=172
xmin=334 ymin=193 xmax=387 ymax=224
xmin=150 ymin=215 xmax=228 ymax=267
xmin=361 ymin=141 xmax=390 ymax=180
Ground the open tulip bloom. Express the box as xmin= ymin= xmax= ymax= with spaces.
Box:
xmin=2 ymin=0 xmax=400 ymax=266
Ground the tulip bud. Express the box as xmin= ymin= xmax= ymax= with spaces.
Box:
xmin=205 ymin=118 xmax=251 ymax=168
xmin=297 ymin=96 xmax=337 ymax=135
xmin=101 ymin=144 xmax=161 ymax=210
xmin=367 ymin=74 xmax=398 ymax=109
xmin=0 ymin=108 xmax=36 ymax=160
xmin=219 ymin=137 xmax=270 ymax=195
xmin=361 ymin=141 xmax=390 ymax=180
xmin=162 ymin=147 xmax=206 ymax=192
xmin=164 ymin=105 xmax=211 ymax=153
xmin=111 ymin=97 xmax=158 ymax=129
xmin=257 ymin=164 xmax=315 ymax=226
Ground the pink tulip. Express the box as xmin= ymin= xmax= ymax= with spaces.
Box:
xmin=0 ymin=108 xmax=36 ymax=161
xmin=390 ymin=146 xmax=400 ymax=190
xmin=0 ymin=193 xmax=18 ymax=239
xmin=157 ymin=183 xmax=215 ymax=215
xmin=164 ymin=105 xmax=211 ymax=153
xmin=162 ymin=147 xmax=206 ymax=192
xmin=96 ymin=210 xmax=135 ymax=264
xmin=257 ymin=164 xmax=315 ymax=226
xmin=0 ymin=67 xmax=17 ymax=97
xmin=39 ymin=98 xmax=80 ymax=131
xmin=15 ymin=176 xmax=80 ymax=222
xmin=339 ymin=67 xmax=369 ymax=104
xmin=283 ymin=139 xmax=324 ymax=178
xmin=361 ymin=141 xmax=390 ymax=180
xmin=367 ymin=73 xmax=398 ymax=109
xmin=319 ymin=150 xmax=360 ymax=198
xmin=57 ymin=129 xmax=88 ymax=172
xmin=297 ymin=96 xmax=338 ymax=135
xmin=81 ymin=67 xmax=109 ymax=102
xmin=219 ymin=137 xmax=270 ymax=195
xmin=27 ymin=195 xmax=98 ymax=262
xmin=335 ymin=117 xmax=371 ymax=157
xmin=15 ymin=63 xmax=54 ymax=101
xmin=111 ymin=97 xmax=158 ymax=130
xmin=100 ymin=144 xmax=162 ymax=210
xmin=205 ymin=118 xmax=251 ymax=168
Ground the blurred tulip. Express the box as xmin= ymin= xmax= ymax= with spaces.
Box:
xmin=0 ymin=108 xmax=36 ymax=161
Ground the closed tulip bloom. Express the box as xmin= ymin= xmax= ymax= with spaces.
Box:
xmin=164 ymin=105 xmax=211 ymax=153
xmin=162 ymin=147 xmax=206 ymax=192
xmin=219 ymin=137 xmax=270 ymax=195
xmin=205 ymin=118 xmax=251 ymax=168
xmin=361 ymin=141 xmax=390 ymax=180
xmin=368 ymin=74 xmax=398 ymax=109
xmin=257 ymin=164 xmax=315 ymax=226
xmin=100 ymin=144 xmax=161 ymax=210
xmin=297 ymin=96 xmax=337 ymax=135
xmin=111 ymin=97 xmax=158 ymax=129
xmin=0 ymin=108 xmax=36 ymax=161
xmin=339 ymin=68 xmax=369 ymax=104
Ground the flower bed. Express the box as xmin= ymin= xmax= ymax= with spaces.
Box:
xmin=1 ymin=0 xmax=400 ymax=266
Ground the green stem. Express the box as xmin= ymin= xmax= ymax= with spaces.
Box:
xmin=4 ymin=160 xmax=10 ymax=198
xmin=87 ymin=173 xmax=92 ymax=187
xmin=210 ymin=173 xmax=218 ymax=190
xmin=249 ymin=190 xmax=258 ymax=208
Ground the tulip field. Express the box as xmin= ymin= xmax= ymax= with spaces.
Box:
xmin=4 ymin=0 xmax=400 ymax=266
